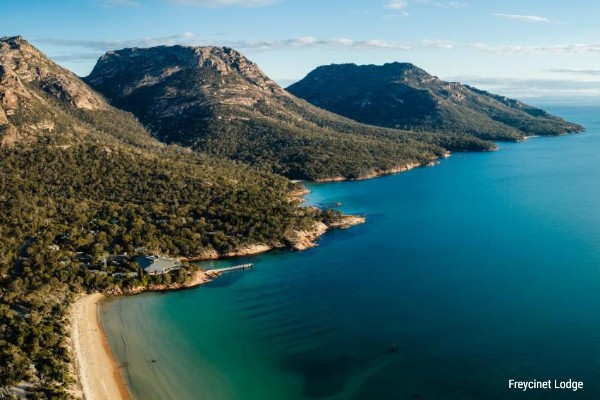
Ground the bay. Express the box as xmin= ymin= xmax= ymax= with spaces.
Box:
xmin=101 ymin=102 xmax=600 ymax=399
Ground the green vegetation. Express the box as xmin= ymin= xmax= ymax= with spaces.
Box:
xmin=0 ymin=37 xmax=327 ymax=398
xmin=0 ymin=139 xmax=325 ymax=396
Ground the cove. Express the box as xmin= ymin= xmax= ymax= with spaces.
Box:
xmin=101 ymin=102 xmax=600 ymax=399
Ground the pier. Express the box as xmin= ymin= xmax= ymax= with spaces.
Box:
xmin=206 ymin=263 xmax=253 ymax=275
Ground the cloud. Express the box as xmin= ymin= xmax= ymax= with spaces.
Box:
xmin=211 ymin=37 xmax=413 ymax=51
xmin=36 ymin=34 xmax=416 ymax=63
xmin=166 ymin=0 xmax=277 ymax=6
xmin=448 ymin=76 xmax=600 ymax=98
xmin=493 ymin=13 xmax=550 ymax=23
xmin=386 ymin=0 xmax=466 ymax=11
xmin=548 ymin=68 xmax=600 ymax=76
xmin=36 ymin=33 xmax=198 ymax=52
xmin=384 ymin=0 xmax=408 ymax=10
xmin=472 ymin=42 xmax=600 ymax=54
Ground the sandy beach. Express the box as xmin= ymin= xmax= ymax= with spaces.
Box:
xmin=71 ymin=293 xmax=131 ymax=400
xmin=70 ymin=270 xmax=216 ymax=400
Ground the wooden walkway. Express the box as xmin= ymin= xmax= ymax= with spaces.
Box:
xmin=207 ymin=263 xmax=253 ymax=274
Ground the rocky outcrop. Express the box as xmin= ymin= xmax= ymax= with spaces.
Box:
xmin=0 ymin=36 xmax=113 ymax=147
xmin=0 ymin=36 xmax=108 ymax=112
xmin=327 ymin=215 xmax=366 ymax=229
xmin=286 ymin=221 xmax=329 ymax=250
xmin=225 ymin=244 xmax=273 ymax=257
xmin=105 ymin=268 xmax=215 ymax=296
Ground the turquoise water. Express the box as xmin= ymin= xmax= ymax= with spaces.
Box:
xmin=102 ymin=102 xmax=600 ymax=399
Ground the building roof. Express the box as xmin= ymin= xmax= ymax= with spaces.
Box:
xmin=135 ymin=255 xmax=181 ymax=274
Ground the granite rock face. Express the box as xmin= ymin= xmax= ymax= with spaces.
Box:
xmin=0 ymin=36 xmax=111 ymax=147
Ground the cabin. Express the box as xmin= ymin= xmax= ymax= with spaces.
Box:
xmin=135 ymin=255 xmax=182 ymax=275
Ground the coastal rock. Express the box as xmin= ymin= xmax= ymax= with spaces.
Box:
xmin=225 ymin=244 xmax=272 ymax=257
xmin=286 ymin=221 xmax=329 ymax=250
xmin=182 ymin=248 xmax=220 ymax=262
xmin=327 ymin=215 xmax=366 ymax=229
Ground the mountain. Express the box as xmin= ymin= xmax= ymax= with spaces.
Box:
xmin=0 ymin=36 xmax=341 ymax=396
xmin=287 ymin=62 xmax=583 ymax=141
xmin=85 ymin=46 xmax=493 ymax=181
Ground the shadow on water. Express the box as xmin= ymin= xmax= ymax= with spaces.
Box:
xmin=278 ymin=343 xmax=409 ymax=399
xmin=204 ymin=270 xmax=249 ymax=288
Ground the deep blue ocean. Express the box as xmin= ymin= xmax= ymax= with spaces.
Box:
xmin=102 ymin=101 xmax=600 ymax=399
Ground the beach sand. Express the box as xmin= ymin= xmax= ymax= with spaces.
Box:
xmin=71 ymin=293 xmax=131 ymax=400
xmin=70 ymin=270 xmax=215 ymax=400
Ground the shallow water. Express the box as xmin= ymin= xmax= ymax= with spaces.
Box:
xmin=102 ymin=102 xmax=600 ymax=399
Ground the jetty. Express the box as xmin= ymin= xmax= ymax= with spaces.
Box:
xmin=206 ymin=263 xmax=253 ymax=275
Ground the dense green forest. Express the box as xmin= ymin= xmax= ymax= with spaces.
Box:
xmin=0 ymin=36 xmax=335 ymax=398
xmin=0 ymin=139 xmax=330 ymax=397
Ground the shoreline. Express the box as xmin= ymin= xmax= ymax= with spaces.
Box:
xmin=71 ymin=293 xmax=132 ymax=400
xmin=69 ymin=214 xmax=366 ymax=399
xmin=69 ymin=187 xmax=369 ymax=399
xmin=314 ymin=153 xmax=451 ymax=183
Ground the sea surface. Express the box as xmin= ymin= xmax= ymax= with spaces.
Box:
xmin=101 ymin=101 xmax=600 ymax=399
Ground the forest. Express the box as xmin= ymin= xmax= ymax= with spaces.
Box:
xmin=0 ymin=138 xmax=333 ymax=397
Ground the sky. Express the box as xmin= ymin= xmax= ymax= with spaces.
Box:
xmin=3 ymin=0 xmax=600 ymax=99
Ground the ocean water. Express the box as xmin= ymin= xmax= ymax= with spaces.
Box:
xmin=101 ymin=102 xmax=600 ymax=399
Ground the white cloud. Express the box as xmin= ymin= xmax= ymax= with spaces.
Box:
xmin=229 ymin=37 xmax=412 ymax=51
xmin=472 ymin=42 xmax=600 ymax=54
xmin=384 ymin=1 xmax=408 ymax=10
xmin=548 ymin=68 xmax=600 ymax=76
xmin=448 ymin=76 xmax=600 ymax=98
xmin=36 ymin=34 xmax=415 ymax=59
xmin=167 ymin=0 xmax=277 ymax=6
xmin=37 ymin=33 xmax=200 ymax=52
xmin=493 ymin=13 xmax=550 ymax=23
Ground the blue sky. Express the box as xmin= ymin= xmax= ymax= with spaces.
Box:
xmin=3 ymin=0 xmax=600 ymax=98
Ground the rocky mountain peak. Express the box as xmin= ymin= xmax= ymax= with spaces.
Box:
xmin=0 ymin=36 xmax=108 ymax=112
xmin=0 ymin=36 xmax=110 ymax=147
xmin=88 ymin=44 xmax=282 ymax=97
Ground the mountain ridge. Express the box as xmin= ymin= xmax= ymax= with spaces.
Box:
xmin=85 ymin=45 xmax=493 ymax=180
xmin=287 ymin=61 xmax=583 ymax=141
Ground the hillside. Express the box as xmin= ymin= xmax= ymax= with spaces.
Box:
xmin=0 ymin=36 xmax=341 ymax=397
xmin=85 ymin=46 xmax=493 ymax=181
xmin=287 ymin=62 xmax=583 ymax=141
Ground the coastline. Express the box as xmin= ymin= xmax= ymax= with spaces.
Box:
xmin=314 ymin=154 xmax=451 ymax=183
xmin=66 ymin=131 xmax=574 ymax=399
xmin=71 ymin=293 xmax=132 ymax=400
xmin=70 ymin=215 xmax=366 ymax=399
xmin=181 ymin=214 xmax=366 ymax=263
